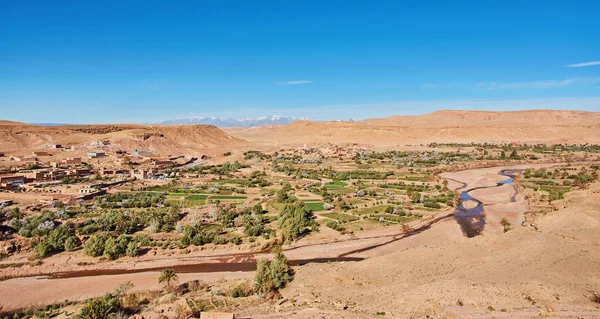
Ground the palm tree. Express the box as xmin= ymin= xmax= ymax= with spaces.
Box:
xmin=158 ymin=268 xmax=179 ymax=288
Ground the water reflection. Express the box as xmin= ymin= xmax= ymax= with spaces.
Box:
xmin=453 ymin=169 xmax=521 ymax=237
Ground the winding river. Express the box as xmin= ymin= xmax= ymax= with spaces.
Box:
xmin=453 ymin=169 xmax=522 ymax=237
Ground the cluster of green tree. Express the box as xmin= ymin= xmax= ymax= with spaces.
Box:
xmin=254 ymin=251 xmax=291 ymax=294
xmin=31 ymin=222 xmax=80 ymax=257
xmin=277 ymin=202 xmax=317 ymax=243
xmin=499 ymin=149 xmax=520 ymax=159
xmin=422 ymin=192 xmax=454 ymax=208
xmin=96 ymin=192 xmax=165 ymax=209
xmin=271 ymin=164 xmax=322 ymax=180
xmin=141 ymin=181 xmax=206 ymax=193
xmin=237 ymin=171 xmax=272 ymax=187
xmin=243 ymin=214 xmax=271 ymax=237
xmin=326 ymin=220 xmax=345 ymax=232
xmin=9 ymin=210 xmax=57 ymax=238
xmin=79 ymin=209 xmax=179 ymax=235
xmin=272 ymin=154 xmax=303 ymax=162
xmin=179 ymin=224 xmax=225 ymax=246
xmin=1 ymin=207 xmax=22 ymax=222
xmin=333 ymin=170 xmax=394 ymax=180
xmin=384 ymin=205 xmax=405 ymax=215
xmin=243 ymin=150 xmax=272 ymax=160
xmin=83 ymin=233 xmax=140 ymax=259
xmin=273 ymin=164 xmax=396 ymax=182
xmin=407 ymin=190 xmax=422 ymax=203
xmin=61 ymin=176 xmax=89 ymax=184
xmin=574 ymin=173 xmax=596 ymax=185
xmin=276 ymin=183 xmax=297 ymax=203
xmin=523 ymin=167 xmax=597 ymax=187
xmin=186 ymin=161 xmax=250 ymax=176
xmin=354 ymin=150 xmax=415 ymax=160
xmin=380 ymin=182 xmax=432 ymax=192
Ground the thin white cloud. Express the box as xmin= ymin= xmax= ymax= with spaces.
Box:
xmin=476 ymin=78 xmax=580 ymax=90
xmin=567 ymin=61 xmax=600 ymax=67
xmin=422 ymin=83 xmax=434 ymax=89
xmin=276 ymin=80 xmax=312 ymax=86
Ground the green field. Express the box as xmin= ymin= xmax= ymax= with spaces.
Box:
xmin=322 ymin=212 xmax=359 ymax=222
xmin=187 ymin=194 xmax=209 ymax=200
xmin=210 ymin=179 xmax=244 ymax=184
xmin=303 ymin=200 xmax=324 ymax=211
xmin=270 ymin=202 xmax=285 ymax=211
xmin=369 ymin=214 xmax=412 ymax=223
xmin=168 ymin=193 xmax=186 ymax=197
xmin=330 ymin=188 xmax=355 ymax=194
xmin=351 ymin=205 xmax=390 ymax=215
xmin=323 ymin=180 xmax=347 ymax=190
xmin=394 ymin=175 xmax=434 ymax=182
xmin=165 ymin=199 xmax=181 ymax=206
xmin=209 ymin=195 xmax=247 ymax=200
xmin=527 ymin=179 xmax=558 ymax=186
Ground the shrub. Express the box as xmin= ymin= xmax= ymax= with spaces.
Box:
xmin=254 ymin=258 xmax=273 ymax=294
xmin=212 ymin=236 xmax=227 ymax=245
xmin=243 ymin=214 xmax=267 ymax=237
xmin=230 ymin=284 xmax=250 ymax=298
xmin=229 ymin=236 xmax=242 ymax=245
xmin=79 ymin=293 xmax=121 ymax=319
xmin=326 ymin=221 xmax=345 ymax=232
xmin=253 ymin=252 xmax=291 ymax=294
xmin=46 ymin=225 xmax=70 ymax=251
xmin=277 ymin=203 xmax=317 ymax=243
xmin=126 ymin=241 xmax=140 ymax=257
xmin=269 ymin=251 xmax=290 ymax=289
xmin=103 ymin=236 xmax=128 ymax=260
xmin=410 ymin=192 xmax=421 ymax=203
xmin=33 ymin=241 xmax=52 ymax=257
xmin=500 ymin=217 xmax=512 ymax=232
xmin=83 ymin=234 xmax=108 ymax=257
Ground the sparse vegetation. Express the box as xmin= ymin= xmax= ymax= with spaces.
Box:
xmin=253 ymin=251 xmax=291 ymax=293
xmin=500 ymin=217 xmax=512 ymax=232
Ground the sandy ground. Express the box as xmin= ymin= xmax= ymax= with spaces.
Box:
xmin=238 ymin=171 xmax=600 ymax=318
xmin=0 ymin=164 xmax=551 ymax=314
xmin=0 ymin=271 xmax=253 ymax=312
xmin=223 ymin=110 xmax=600 ymax=150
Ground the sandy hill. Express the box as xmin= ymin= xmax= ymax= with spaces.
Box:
xmin=0 ymin=122 xmax=246 ymax=155
xmin=363 ymin=109 xmax=600 ymax=127
xmin=224 ymin=110 xmax=600 ymax=148
xmin=0 ymin=120 xmax=32 ymax=126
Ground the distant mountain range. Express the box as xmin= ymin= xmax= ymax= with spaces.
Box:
xmin=28 ymin=116 xmax=362 ymax=127
xmin=152 ymin=115 xmax=361 ymax=127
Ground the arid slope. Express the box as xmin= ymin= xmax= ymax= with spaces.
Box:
xmin=0 ymin=122 xmax=246 ymax=155
xmin=224 ymin=110 xmax=600 ymax=148
xmin=242 ymin=180 xmax=600 ymax=318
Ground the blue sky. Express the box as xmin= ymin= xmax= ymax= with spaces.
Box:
xmin=1 ymin=0 xmax=599 ymax=123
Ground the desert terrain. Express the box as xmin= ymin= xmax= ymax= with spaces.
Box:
xmin=224 ymin=110 xmax=600 ymax=148
xmin=0 ymin=110 xmax=599 ymax=318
